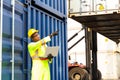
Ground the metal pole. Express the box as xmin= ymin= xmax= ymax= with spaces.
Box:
xmin=119 ymin=0 xmax=120 ymax=10
xmin=91 ymin=30 xmax=98 ymax=80
xmin=92 ymin=0 xmax=94 ymax=12
xmin=68 ymin=0 xmax=70 ymax=17
xmin=85 ymin=27 xmax=92 ymax=80
xmin=80 ymin=0 xmax=82 ymax=14
xmin=104 ymin=0 xmax=107 ymax=13
xmin=11 ymin=0 xmax=15 ymax=80
xmin=68 ymin=36 xmax=85 ymax=51
xmin=0 ymin=0 xmax=3 ymax=80
xmin=68 ymin=28 xmax=84 ymax=42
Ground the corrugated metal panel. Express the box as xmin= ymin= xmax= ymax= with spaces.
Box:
xmin=27 ymin=6 xmax=68 ymax=80
xmin=2 ymin=0 xmax=29 ymax=80
xmin=25 ymin=0 xmax=67 ymax=19
xmin=31 ymin=0 xmax=66 ymax=14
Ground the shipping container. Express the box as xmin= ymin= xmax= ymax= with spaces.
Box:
xmin=69 ymin=0 xmax=119 ymax=16
xmin=0 ymin=0 xmax=68 ymax=80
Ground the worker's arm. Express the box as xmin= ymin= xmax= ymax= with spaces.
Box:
xmin=28 ymin=36 xmax=51 ymax=57
xmin=28 ymin=36 xmax=50 ymax=49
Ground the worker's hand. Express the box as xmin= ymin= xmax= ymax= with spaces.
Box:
xmin=47 ymin=54 xmax=53 ymax=60
xmin=52 ymin=30 xmax=59 ymax=36
xmin=49 ymin=30 xmax=59 ymax=38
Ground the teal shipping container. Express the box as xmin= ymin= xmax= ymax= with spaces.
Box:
xmin=0 ymin=0 xmax=68 ymax=80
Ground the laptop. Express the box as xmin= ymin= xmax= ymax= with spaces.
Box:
xmin=44 ymin=46 xmax=59 ymax=57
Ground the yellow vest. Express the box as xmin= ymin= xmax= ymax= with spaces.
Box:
xmin=28 ymin=36 xmax=51 ymax=80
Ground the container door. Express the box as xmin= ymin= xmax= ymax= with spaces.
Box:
xmin=2 ymin=0 xmax=30 ymax=80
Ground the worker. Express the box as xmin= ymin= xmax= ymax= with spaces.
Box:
xmin=28 ymin=28 xmax=58 ymax=80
